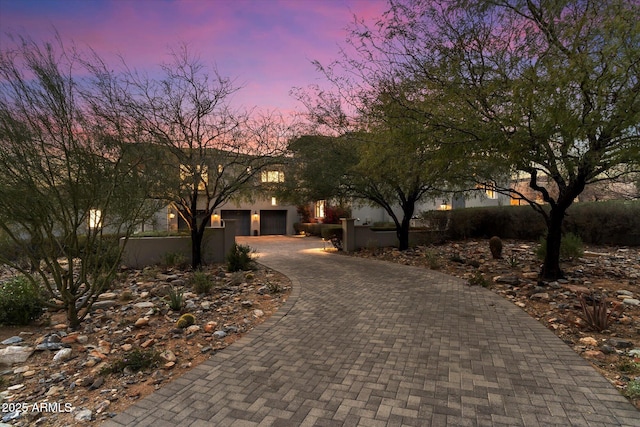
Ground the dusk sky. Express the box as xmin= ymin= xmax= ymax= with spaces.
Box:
xmin=0 ymin=0 xmax=388 ymax=116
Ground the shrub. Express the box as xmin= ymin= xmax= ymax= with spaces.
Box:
xmin=161 ymin=251 xmax=188 ymax=268
xmin=166 ymin=286 xmax=184 ymax=311
xmin=536 ymin=232 xmax=584 ymax=260
xmin=191 ymin=270 xmax=213 ymax=295
xmin=424 ymin=250 xmax=441 ymax=270
xmin=468 ymin=271 xmax=490 ymax=288
xmin=0 ymin=276 xmax=44 ymax=325
xmin=624 ymin=380 xmax=640 ymax=399
xmin=226 ymin=243 xmax=255 ymax=272
xmin=176 ymin=313 xmax=195 ymax=329
xmin=489 ymin=236 xmax=503 ymax=259
xmin=101 ymin=348 xmax=160 ymax=375
xmin=323 ymin=205 xmax=351 ymax=224
xmin=578 ymin=293 xmax=623 ymax=332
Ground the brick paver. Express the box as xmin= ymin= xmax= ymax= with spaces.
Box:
xmin=103 ymin=236 xmax=638 ymax=426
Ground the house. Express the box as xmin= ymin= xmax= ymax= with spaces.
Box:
xmin=137 ymin=161 xmax=299 ymax=236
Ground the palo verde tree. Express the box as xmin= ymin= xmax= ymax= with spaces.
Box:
xmin=126 ymin=47 xmax=289 ymax=268
xmin=278 ymin=134 xmax=357 ymax=210
xmin=294 ymin=37 xmax=462 ymax=251
xmin=341 ymin=0 xmax=640 ymax=279
xmin=0 ymin=35 xmax=160 ymax=328
xmin=345 ymin=82 xmax=457 ymax=250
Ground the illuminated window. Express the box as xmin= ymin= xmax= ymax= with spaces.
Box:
xmin=271 ymin=197 xmax=277 ymax=206
xmin=180 ymin=164 xmax=209 ymax=191
xmin=476 ymin=183 xmax=497 ymax=199
xmin=89 ymin=209 xmax=103 ymax=229
xmin=261 ymin=170 xmax=285 ymax=183
xmin=315 ymin=200 xmax=326 ymax=218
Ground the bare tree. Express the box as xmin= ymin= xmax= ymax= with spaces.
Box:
xmin=0 ymin=35 xmax=159 ymax=328
xmin=125 ymin=47 xmax=290 ymax=268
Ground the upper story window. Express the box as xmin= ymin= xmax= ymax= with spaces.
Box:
xmin=261 ymin=170 xmax=284 ymax=183
xmin=180 ymin=164 xmax=208 ymax=191
xmin=88 ymin=209 xmax=103 ymax=229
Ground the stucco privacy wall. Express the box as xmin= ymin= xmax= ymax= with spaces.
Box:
xmin=120 ymin=220 xmax=237 ymax=268
xmin=341 ymin=218 xmax=399 ymax=252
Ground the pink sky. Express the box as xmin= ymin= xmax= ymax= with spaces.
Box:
xmin=0 ymin=0 xmax=387 ymax=116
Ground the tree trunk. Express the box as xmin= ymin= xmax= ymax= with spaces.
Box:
xmin=397 ymin=216 xmax=411 ymax=251
xmin=540 ymin=207 xmax=566 ymax=281
xmin=191 ymin=227 xmax=203 ymax=269
xmin=396 ymin=199 xmax=415 ymax=251
xmin=67 ymin=303 xmax=80 ymax=330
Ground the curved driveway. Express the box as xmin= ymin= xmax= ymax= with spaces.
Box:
xmin=104 ymin=236 xmax=638 ymax=426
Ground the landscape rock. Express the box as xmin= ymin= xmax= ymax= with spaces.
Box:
xmin=53 ymin=347 xmax=73 ymax=362
xmin=92 ymin=300 xmax=118 ymax=310
xmin=579 ymin=337 xmax=598 ymax=347
xmin=609 ymin=338 xmax=634 ymax=349
xmin=0 ymin=346 xmax=34 ymax=365
xmin=213 ymin=330 xmax=227 ymax=339
xmin=74 ymin=408 xmax=93 ymax=422
xmin=1 ymin=336 xmax=23 ymax=345
xmin=622 ymin=298 xmax=640 ymax=306
xmin=134 ymin=301 xmax=155 ymax=309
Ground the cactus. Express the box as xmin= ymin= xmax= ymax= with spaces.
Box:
xmin=176 ymin=313 xmax=196 ymax=329
xmin=489 ymin=236 xmax=503 ymax=259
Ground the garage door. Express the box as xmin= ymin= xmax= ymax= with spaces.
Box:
xmin=221 ymin=210 xmax=251 ymax=236
xmin=260 ymin=210 xmax=287 ymax=235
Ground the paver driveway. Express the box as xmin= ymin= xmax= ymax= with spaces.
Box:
xmin=104 ymin=236 xmax=638 ymax=426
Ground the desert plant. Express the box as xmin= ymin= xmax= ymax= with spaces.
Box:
xmin=579 ymin=293 xmax=623 ymax=332
xmin=489 ymin=236 xmax=503 ymax=259
xmin=536 ymin=232 xmax=584 ymax=260
xmin=101 ymin=348 xmax=160 ymax=375
xmin=191 ymin=270 xmax=213 ymax=295
xmin=450 ymin=253 xmax=464 ymax=264
xmin=0 ymin=275 xmax=44 ymax=325
xmin=507 ymin=254 xmax=519 ymax=268
xmin=161 ymin=252 xmax=188 ymax=269
xmin=166 ymin=287 xmax=184 ymax=311
xmin=226 ymin=243 xmax=255 ymax=272
xmin=625 ymin=380 xmax=640 ymax=399
xmin=468 ymin=271 xmax=491 ymax=288
xmin=176 ymin=313 xmax=196 ymax=329
xmin=424 ymin=250 xmax=441 ymax=270
xmin=617 ymin=360 xmax=640 ymax=375
xmin=266 ymin=280 xmax=283 ymax=294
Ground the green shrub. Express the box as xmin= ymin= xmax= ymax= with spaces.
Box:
xmin=624 ymin=380 xmax=640 ymax=399
xmin=226 ymin=243 xmax=255 ymax=272
xmin=536 ymin=232 xmax=584 ymax=260
xmin=101 ymin=348 xmax=160 ymax=375
xmin=422 ymin=201 xmax=640 ymax=246
xmin=161 ymin=251 xmax=188 ymax=268
xmin=468 ymin=271 xmax=491 ymax=288
xmin=191 ymin=270 xmax=213 ymax=294
xmin=166 ymin=286 xmax=184 ymax=311
xmin=0 ymin=276 xmax=44 ymax=325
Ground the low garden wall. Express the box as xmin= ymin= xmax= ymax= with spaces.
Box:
xmin=120 ymin=221 xmax=236 ymax=268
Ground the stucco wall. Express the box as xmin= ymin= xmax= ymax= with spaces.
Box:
xmin=121 ymin=221 xmax=236 ymax=268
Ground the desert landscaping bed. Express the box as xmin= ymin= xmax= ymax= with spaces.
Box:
xmin=0 ymin=263 xmax=290 ymax=426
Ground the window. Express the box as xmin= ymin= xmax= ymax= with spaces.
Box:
xmin=476 ymin=183 xmax=497 ymax=199
xmin=180 ymin=164 xmax=208 ymax=191
xmin=271 ymin=196 xmax=277 ymax=206
xmin=261 ymin=170 xmax=284 ymax=183
xmin=88 ymin=209 xmax=103 ymax=229
xmin=315 ymin=200 xmax=326 ymax=218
